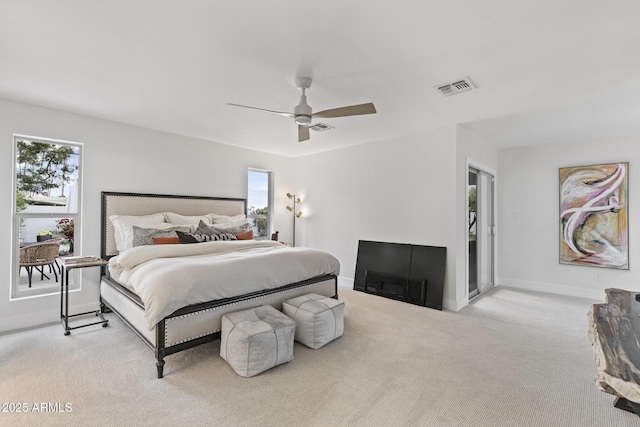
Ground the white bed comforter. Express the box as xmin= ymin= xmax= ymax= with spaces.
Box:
xmin=108 ymin=240 xmax=340 ymax=330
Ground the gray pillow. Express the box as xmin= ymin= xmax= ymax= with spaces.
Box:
xmin=132 ymin=225 xmax=191 ymax=247
xmin=194 ymin=220 xmax=251 ymax=236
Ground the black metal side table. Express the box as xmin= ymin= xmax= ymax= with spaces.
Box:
xmin=60 ymin=257 xmax=109 ymax=336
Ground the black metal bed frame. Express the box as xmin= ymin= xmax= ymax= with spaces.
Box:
xmin=99 ymin=191 xmax=338 ymax=378
xmin=100 ymin=274 xmax=337 ymax=378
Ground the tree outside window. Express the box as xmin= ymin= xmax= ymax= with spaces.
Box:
xmin=247 ymin=169 xmax=271 ymax=239
xmin=13 ymin=136 xmax=82 ymax=297
xmin=16 ymin=140 xmax=77 ymax=200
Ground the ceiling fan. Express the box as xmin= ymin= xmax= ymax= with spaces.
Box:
xmin=227 ymin=77 xmax=376 ymax=142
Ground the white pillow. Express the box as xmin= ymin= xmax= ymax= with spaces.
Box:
xmin=206 ymin=213 xmax=247 ymax=224
xmin=211 ymin=219 xmax=249 ymax=228
xmin=109 ymin=213 xmax=166 ymax=252
xmin=164 ymin=212 xmax=211 ymax=226
xmin=208 ymin=219 xmax=251 ymax=234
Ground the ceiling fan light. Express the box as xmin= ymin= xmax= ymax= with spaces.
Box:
xmin=295 ymin=115 xmax=311 ymax=125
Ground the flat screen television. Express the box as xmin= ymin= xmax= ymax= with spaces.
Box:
xmin=353 ymin=240 xmax=446 ymax=310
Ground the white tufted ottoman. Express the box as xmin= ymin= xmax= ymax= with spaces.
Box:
xmin=220 ymin=305 xmax=296 ymax=377
xmin=282 ymin=293 xmax=344 ymax=349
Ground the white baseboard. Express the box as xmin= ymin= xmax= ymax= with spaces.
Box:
xmin=497 ymin=277 xmax=604 ymax=301
xmin=337 ymin=276 xmax=353 ymax=289
xmin=0 ymin=302 xmax=100 ymax=334
xmin=443 ymin=297 xmax=468 ymax=312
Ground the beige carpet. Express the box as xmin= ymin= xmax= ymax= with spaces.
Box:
xmin=0 ymin=286 xmax=637 ymax=426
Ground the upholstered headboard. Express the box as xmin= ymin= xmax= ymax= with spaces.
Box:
xmin=101 ymin=192 xmax=247 ymax=259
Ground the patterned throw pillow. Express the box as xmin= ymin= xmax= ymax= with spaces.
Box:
xmin=132 ymin=226 xmax=191 ymax=247
xmin=195 ymin=220 xmax=251 ymax=236
xmin=212 ymin=233 xmax=237 ymax=241
xmin=176 ymin=230 xmax=237 ymax=244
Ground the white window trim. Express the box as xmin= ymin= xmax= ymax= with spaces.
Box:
xmin=11 ymin=134 xmax=84 ymax=300
xmin=247 ymin=168 xmax=273 ymax=240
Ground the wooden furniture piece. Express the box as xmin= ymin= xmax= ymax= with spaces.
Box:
xmin=19 ymin=240 xmax=62 ymax=287
xmin=60 ymin=257 xmax=109 ymax=336
xmin=589 ymin=288 xmax=640 ymax=417
xmin=99 ymin=191 xmax=338 ymax=378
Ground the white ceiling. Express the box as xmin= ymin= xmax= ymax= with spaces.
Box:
xmin=1 ymin=1 xmax=639 ymax=157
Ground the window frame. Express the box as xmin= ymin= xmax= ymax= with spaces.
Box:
xmin=11 ymin=134 xmax=84 ymax=300
xmin=247 ymin=168 xmax=273 ymax=240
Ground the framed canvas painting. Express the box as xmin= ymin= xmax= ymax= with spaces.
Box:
xmin=559 ymin=162 xmax=628 ymax=269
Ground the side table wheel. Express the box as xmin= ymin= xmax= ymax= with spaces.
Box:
xmin=64 ymin=331 xmax=71 ymax=336
xmin=102 ymin=323 xmax=108 ymax=328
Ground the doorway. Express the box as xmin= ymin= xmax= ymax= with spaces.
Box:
xmin=468 ymin=167 xmax=494 ymax=299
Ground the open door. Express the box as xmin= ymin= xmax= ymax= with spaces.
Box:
xmin=468 ymin=167 xmax=494 ymax=298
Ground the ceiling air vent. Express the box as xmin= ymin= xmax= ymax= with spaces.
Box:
xmin=435 ymin=77 xmax=476 ymax=97
xmin=309 ymin=122 xmax=334 ymax=132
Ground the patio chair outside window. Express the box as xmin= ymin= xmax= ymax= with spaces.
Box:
xmin=19 ymin=240 xmax=62 ymax=287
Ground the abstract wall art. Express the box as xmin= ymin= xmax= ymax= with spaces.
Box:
xmin=559 ymin=162 xmax=628 ymax=269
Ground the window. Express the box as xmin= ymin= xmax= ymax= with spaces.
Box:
xmin=12 ymin=135 xmax=83 ymax=298
xmin=247 ymin=169 xmax=272 ymax=240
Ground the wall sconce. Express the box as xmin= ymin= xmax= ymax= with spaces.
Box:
xmin=286 ymin=193 xmax=302 ymax=246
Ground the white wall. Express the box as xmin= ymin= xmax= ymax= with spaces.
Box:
xmin=13 ymin=94 xmax=626 ymax=332
xmin=498 ymin=135 xmax=640 ymax=299
xmin=455 ymin=125 xmax=498 ymax=309
xmin=0 ymin=98 xmax=294 ymax=332
xmin=293 ymin=127 xmax=460 ymax=308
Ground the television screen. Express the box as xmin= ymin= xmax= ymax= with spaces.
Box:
xmin=410 ymin=245 xmax=446 ymax=310
xmin=353 ymin=240 xmax=446 ymax=310
xmin=353 ymin=240 xmax=411 ymax=291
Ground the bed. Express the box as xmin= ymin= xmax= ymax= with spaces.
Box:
xmin=99 ymin=191 xmax=339 ymax=378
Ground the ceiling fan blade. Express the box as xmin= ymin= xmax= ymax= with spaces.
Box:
xmin=298 ymin=125 xmax=310 ymax=142
xmin=226 ymin=103 xmax=294 ymax=118
xmin=313 ymin=102 xmax=377 ymax=119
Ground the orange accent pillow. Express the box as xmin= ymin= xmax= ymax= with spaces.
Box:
xmin=235 ymin=230 xmax=254 ymax=240
xmin=152 ymin=236 xmax=180 ymax=245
